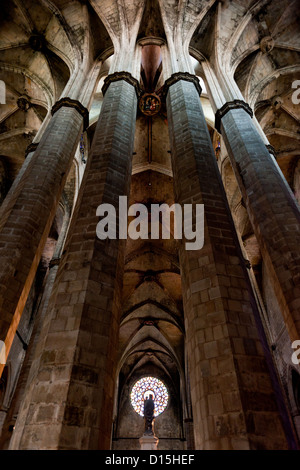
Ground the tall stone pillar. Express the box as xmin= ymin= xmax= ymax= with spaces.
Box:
xmin=215 ymin=101 xmax=300 ymax=341
xmin=0 ymin=98 xmax=89 ymax=378
xmin=164 ymin=73 xmax=297 ymax=450
xmin=0 ymin=203 xmax=70 ymax=449
xmin=9 ymin=72 xmax=139 ymax=450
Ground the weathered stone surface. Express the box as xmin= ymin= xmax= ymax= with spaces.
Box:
xmin=219 ymin=106 xmax=300 ymax=341
xmin=10 ymin=77 xmax=137 ymax=450
xmin=165 ymin=77 xmax=293 ymax=450
xmin=0 ymin=105 xmax=85 ymax=377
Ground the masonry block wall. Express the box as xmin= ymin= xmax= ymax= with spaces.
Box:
xmin=0 ymin=104 xmax=85 ymax=378
xmin=9 ymin=77 xmax=138 ymax=450
xmin=217 ymin=104 xmax=300 ymax=342
xmin=165 ymin=75 xmax=296 ymax=450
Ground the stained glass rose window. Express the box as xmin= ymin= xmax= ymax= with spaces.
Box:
xmin=130 ymin=376 xmax=168 ymax=417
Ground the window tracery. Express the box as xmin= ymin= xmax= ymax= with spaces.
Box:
xmin=130 ymin=376 xmax=168 ymax=417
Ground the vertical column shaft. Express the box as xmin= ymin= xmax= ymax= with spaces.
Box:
xmin=0 ymin=206 xmax=70 ymax=449
xmin=10 ymin=73 xmax=139 ymax=450
xmin=0 ymin=99 xmax=88 ymax=378
xmin=215 ymin=102 xmax=300 ymax=341
xmin=165 ymin=73 xmax=296 ymax=450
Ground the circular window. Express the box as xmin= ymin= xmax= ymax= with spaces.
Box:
xmin=130 ymin=376 xmax=168 ymax=417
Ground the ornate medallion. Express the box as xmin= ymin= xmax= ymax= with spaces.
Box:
xmin=139 ymin=93 xmax=161 ymax=116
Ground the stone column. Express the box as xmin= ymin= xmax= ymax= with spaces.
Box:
xmin=9 ymin=72 xmax=139 ymax=450
xmin=215 ymin=101 xmax=300 ymax=341
xmin=0 ymin=98 xmax=89 ymax=378
xmin=164 ymin=73 xmax=297 ymax=450
xmin=0 ymin=202 xmax=71 ymax=449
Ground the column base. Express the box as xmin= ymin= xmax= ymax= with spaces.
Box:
xmin=139 ymin=433 xmax=159 ymax=450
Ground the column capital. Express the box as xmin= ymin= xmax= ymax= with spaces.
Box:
xmin=51 ymin=97 xmax=89 ymax=131
xmin=25 ymin=142 xmax=39 ymax=158
xmin=49 ymin=257 xmax=60 ymax=269
xmin=163 ymin=72 xmax=202 ymax=98
xmin=266 ymin=144 xmax=277 ymax=159
xmin=215 ymin=99 xmax=253 ymax=133
xmin=102 ymin=71 xmax=141 ymax=98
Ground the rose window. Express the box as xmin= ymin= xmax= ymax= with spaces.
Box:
xmin=130 ymin=376 xmax=168 ymax=417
